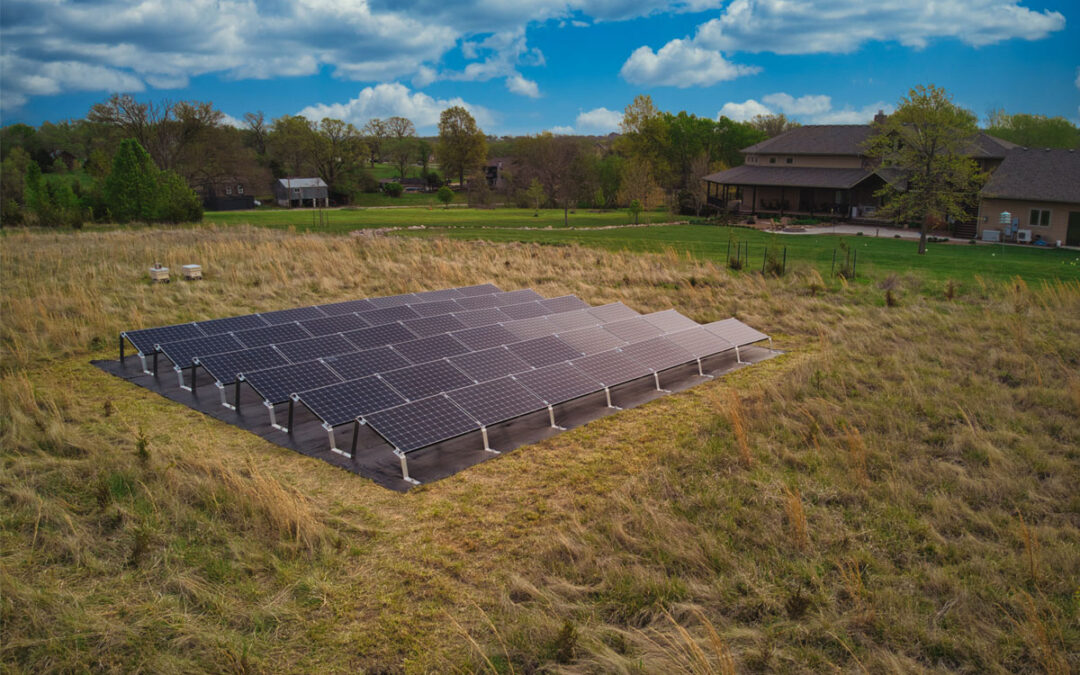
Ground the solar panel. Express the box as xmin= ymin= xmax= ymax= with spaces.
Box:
xmin=619 ymin=337 xmax=696 ymax=372
xmin=318 ymin=299 xmax=376 ymax=316
xmin=196 ymin=346 xmax=288 ymax=385
xmin=365 ymin=395 xmax=480 ymax=453
xmin=241 ymin=361 xmax=342 ymax=404
xmin=359 ymin=305 xmax=421 ymax=326
xmin=233 ymin=322 xmax=312 ymax=348
xmin=588 ymin=302 xmax=639 ymax=322
xmin=456 ymin=283 xmax=502 ymax=297
xmin=321 ymin=346 xmax=410 ymax=381
xmin=663 ymin=327 xmax=735 ymax=358
xmin=703 ymin=319 xmax=770 ymax=347
xmin=295 ymin=376 xmax=406 ymax=427
xmin=454 ymin=294 xmax=500 ymax=310
xmin=502 ymin=316 xmax=556 ymax=341
xmin=447 ymin=377 xmax=547 ymax=426
xmin=402 ymin=314 xmax=467 ymax=337
xmin=540 ymin=295 xmax=590 ymax=313
xmin=547 ymin=309 xmax=601 ymax=331
xmin=449 ymin=346 xmax=533 ymax=382
xmin=393 ymin=333 xmax=470 ymax=364
xmin=413 ymin=288 xmax=465 ymax=302
xmin=196 ymin=314 xmax=269 ymax=335
xmin=603 ymin=317 xmax=665 ymax=343
xmin=259 ymin=306 xmax=327 ymax=324
xmin=410 ymin=299 xmax=463 ymax=317
xmin=451 ymin=324 xmax=518 ymax=351
xmin=273 ymin=333 xmax=356 ymax=362
xmin=499 ymin=301 xmax=550 ymax=320
xmin=379 ymin=360 xmax=474 ymax=401
xmin=158 ymin=334 xmax=244 ymax=368
xmin=492 ymin=289 xmax=544 ymax=306
xmin=557 ymin=326 xmax=627 ymax=355
xmin=123 ymin=323 xmax=203 ymax=355
xmin=453 ymin=307 xmax=512 ymax=328
xmin=301 ymin=313 xmax=371 ymax=336
xmin=572 ymin=350 xmax=653 ymax=387
xmin=513 ymin=361 xmax=601 ymax=406
xmin=642 ymin=310 xmax=700 ymax=333
xmin=507 ymin=335 xmax=583 ymax=368
xmin=342 ymin=323 xmax=417 ymax=350
xmin=367 ymin=293 xmax=420 ymax=308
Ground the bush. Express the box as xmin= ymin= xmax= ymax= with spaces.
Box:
xmin=436 ymin=186 xmax=453 ymax=207
xmin=383 ymin=182 xmax=403 ymax=198
xmin=155 ymin=170 xmax=203 ymax=223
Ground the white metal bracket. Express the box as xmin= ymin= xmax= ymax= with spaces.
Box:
xmin=735 ymin=345 xmax=744 ymax=364
xmin=481 ymin=426 xmax=500 ymax=454
xmin=696 ymin=357 xmax=714 ymax=379
xmin=653 ymin=371 xmax=671 ymax=393
xmin=604 ymin=386 xmax=622 ymax=410
xmin=547 ymin=404 xmax=566 ymax=430
xmin=217 ymin=382 xmax=235 ymax=410
xmin=266 ymin=400 xmax=287 ymax=432
xmin=394 ymin=449 xmax=421 ymax=485
xmin=175 ymin=366 xmax=191 ymax=391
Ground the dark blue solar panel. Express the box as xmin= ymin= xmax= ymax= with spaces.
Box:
xmin=450 ymin=324 xmax=518 ymax=351
xmin=620 ymin=337 xmax=696 ymax=372
xmin=367 ymin=293 xmax=420 ymax=308
xmin=379 ymin=360 xmax=474 ymax=401
xmin=453 ymin=307 xmax=512 ymax=327
xmin=123 ymin=323 xmax=204 ymax=355
xmin=365 ymin=395 xmax=480 ymax=453
xmin=342 ymin=323 xmax=417 ymax=350
xmin=540 ymin=295 xmax=590 ymax=313
xmin=196 ymin=314 xmax=269 ymax=335
xmin=413 ymin=288 xmax=465 ymax=302
xmin=403 ymin=314 xmax=468 ymax=337
xmin=507 ymin=335 xmax=582 ymax=368
xmin=454 ymin=294 xmax=501 ymax=310
xmin=449 ymin=346 xmax=533 ymax=382
xmin=492 ymin=289 xmax=544 ymax=306
xmin=547 ymin=309 xmax=600 ymax=331
xmin=301 ymin=313 xmax=371 ymax=336
xmin=702 ymin=319 xmax=770 ymax=347
xmin=662 ymin=327 xmax=734 ymax=358
xmin=233 ymin=322 xmax=312 ymax=348
xmin=393 ymin=333 xmax=469 ymax=363
xmin=273 ymin=334 xmax=356 ymax=362
xmin=295 ymin=376 xmax=406 ymax=427
xmin=499 ymin=301 xmax=549 ymax=320
xmin=557 ymin=326 xmax=626 ymax=355
xmin=241 ymin=361 xmax=341 ymax=404
xmin=318 ymin=298 xmax=376 ymax=316
xmin=513 ymin=362 xmax=601 ymax=406
xmin=642 ymin=310 xmax=699 ymax=333
xmin=603 ymin=317 xmax=665 ymax=343
xmin=456 ymin=283 xmax=502 ymax=297
xmin=321 ymin=346 xmax=410 ymax=380
xmin=157 ymin=334 xmax=244 ymax=368
xmin=587 ymin=302 xmax=639 ymax=322
xmin=196 ymin=346 xmax=288 ymax=385
xmin=410 ymin=299 xmax=464 ymax=317
xmin=447 ymin=377 xmax=546 ymax=426
xmin=259 ymin=306 xmax=327 ymax=324
xmin=502 ymin=316 xmax=556 ymax=340
xmin=571 ymin=350 xmax=652 ymax=387
xmin=360 ymin=305 xmax=420 ymax=326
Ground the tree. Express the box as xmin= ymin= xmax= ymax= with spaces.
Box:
xmin=243 ymin=111 xmax=268 ymax=155
xmin=155 ymin=170 xmax=203 ymax=223
xmin=524 ymin=178 xmax=546 ymax=215
xmin=749 ymin=113 xmax=800 ymax=138
xmin=437 ymin=106 xmax=487 ymax=187
xmin=103 ymin=138 xmax=159 ymax=223
xmin=383 ymin=181 xmax=403 ymax=198
xmin=436 ymin=185 xmax=454 ymax=208
xmin=865 ymin=85 xmax=985 ymax=255
xmin=985 ymin=111 xmax=1079 ymax=149
xmin=628 ymin=199 xmax=643 ymax=225
xmin=384 ymin=116 xmax=417 ymax=178
xmin=362 ymin=118 xmax=388 ymax=166
xmin=617 ymin=160 xmax=663 ymax=222
xmin=267 ymin=115 xmax=317 ymax=177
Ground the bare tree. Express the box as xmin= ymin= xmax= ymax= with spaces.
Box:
xmin=243 ymin=111 xmax=268 ymax=155
xmin=362 ymin=118 xmax=388 ymax=166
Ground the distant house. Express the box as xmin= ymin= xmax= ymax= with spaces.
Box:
xmin=273 ymin=178 xmax=329 ymax=207
xmin=378 ymin=177 xmax=428 ymax=193
xmin=484 ymin=157 xmax=513 ymax=190
xmin=203 ymin=181 xmax=255 ymax=211
xmin=702 ymin=118 xmax=1015 ymax=233
xmin=976 ymin=148 xmax=1080 ymax=246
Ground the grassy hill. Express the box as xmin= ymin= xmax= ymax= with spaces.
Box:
xmin=1 ymin=226 xmax=1077 ymax=672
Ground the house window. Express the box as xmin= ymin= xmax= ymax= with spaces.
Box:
xmin=769 ymin=157 xmax=776 ymax=164
xmin=786 ymin=157 xmax=793 ymax=164
xmin=1029 ymin=209 xmax=1051 ymax=227
xmin=225 ymin=186 xmax=232 ymax=195
xmin=237 ymin=184 xmax=244 ymax=195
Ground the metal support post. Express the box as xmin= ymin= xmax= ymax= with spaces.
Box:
xmin=120 ymin=335 xmax=125 ymax=363
xmin=266 ymin=401 xmax=287 ymax=432
xmin=235 ymin=380 xmax=243 ymax=409
xmin=696 ymin=358 xmax=714 ymax=379
xmin=138 ymin=353 xmax=149 ymax=374
xmin=481 ymin=426 xmax=499 ymax=454
xmin=395 ymin=450 xmax=420 ymax=485
xmin=217 ymin=382 xmax=235 ymax=410
xmin=653 ymin=371 xmax=671 ymax=393
xmin=735 ymin=345 xmax=744 ymax=364
xmin=350 ymin=421 xmax=361 ymax=458
xmin=287 ymin=400 xmax=294 ymax=433
xmin=768 ymin=337 xmax=774 ymax=351
xmin=547 ymin=405 xmax=565 ymax=430
xmin=175 ymin=366 xmax=189 ymax=391
xmin=152 ymin=351 xmax=159 ymax=376
xmin=604 ymin=386 xmax=622 ymax=410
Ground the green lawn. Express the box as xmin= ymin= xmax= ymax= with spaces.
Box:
xmin=399 ymin=223 xmax=1080 ymax=284
xmin=203 ymin=206 xmax=664 ymax=232
xmin=346 ymin=192 xmax=455 ymax=207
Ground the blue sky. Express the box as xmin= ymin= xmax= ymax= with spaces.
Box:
xmin=2 ymin=1 xmax=1077 ymax=134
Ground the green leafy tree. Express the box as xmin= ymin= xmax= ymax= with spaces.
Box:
xmin=628 ymin=199 xmax=643 ymax=225
xmin=155 ymin=170 xmax=203 ymax=223
xmin=436 ymin=185 xmax=454 ymax=208
xmin=865 ymin=85 xmax=985 ymax=255
xmin=985 ymin=111 xmax=1080 ymax=149
xmin=524 ymin=178 xmax=546 ymax=215
xmin=437 ymin=106 xmax=487 ymax=187
xmin=383 ymin=181 xmax=403 ymax=198
xmin=103 ymin=138 xmax=159 ymax=223
xmin=749 ymin=113 xmax=800 ymax=139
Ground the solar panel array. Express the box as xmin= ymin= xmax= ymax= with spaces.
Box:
xmin=122 ymin=285 xmax=772 ymax=474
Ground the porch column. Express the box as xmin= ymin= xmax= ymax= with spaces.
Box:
xmin=780 ymin=187 xmax=785 ymax=217
xmin=751 ymin=186 xmax=757 ymax=215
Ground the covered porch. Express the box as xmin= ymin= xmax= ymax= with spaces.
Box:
xmin=703 ymin=165 xmax=890 ymax=221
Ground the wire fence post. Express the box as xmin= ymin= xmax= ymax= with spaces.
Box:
xmin=782 ymin=247 xmax=787 ymax=275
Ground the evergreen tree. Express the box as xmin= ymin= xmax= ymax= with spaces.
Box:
xmin=103 ymin=138 xmax=158 ymax=223
xmin=155 ymin=170 xmax=203 ymax=223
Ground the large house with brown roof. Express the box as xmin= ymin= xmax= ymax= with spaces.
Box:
xmin=976 ymin=148 xmax=1080 ymax=247
xmin=702 ymin=120 xmax=1017 ymax=236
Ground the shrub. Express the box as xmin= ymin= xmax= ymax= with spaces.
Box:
xmin=436 ymin=185 xmax=453 ymax=207
xmin=383 ymin=182 xmax=403 ymax=198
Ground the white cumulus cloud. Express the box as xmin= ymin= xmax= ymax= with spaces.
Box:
xmin=506 ymin=74 xmax=541 ymax=98
xmin=576 ymin=107 xmax=623 ymax=132
xmin=620 ymin=38 xmax=759 ymax=87
xmin=718 ymin=93 xmax=893 ymax=124
xmin=717 ymin=99 xmax=773 ymax=122
xmin=297 ymin=83 xmax=493 ymax=131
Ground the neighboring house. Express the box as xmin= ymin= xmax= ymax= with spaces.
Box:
xmin=976 ymin=148 xmax=1080 ymax=247
xmin=378 ymin=177 xmax=428 ymax=193
xmin=702 ymin=117 xmax=1015 ymax=231
xmin=484 ymin=157 xmax=513 ymax=190
xmin=203 ymin=181 xmax=255 ymax=211
xmin=272 ymin=178 xmax=329 ymax=207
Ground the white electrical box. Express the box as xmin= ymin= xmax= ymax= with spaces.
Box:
xmin=1016 ymin=229 xmax=1032 ymax=243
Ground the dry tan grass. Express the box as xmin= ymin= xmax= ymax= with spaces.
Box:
xmin=2 ymin=225 xmax=1079 ymax=673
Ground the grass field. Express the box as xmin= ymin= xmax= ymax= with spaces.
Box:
xmin=2 ymin=226 xmax=1077 ymax=672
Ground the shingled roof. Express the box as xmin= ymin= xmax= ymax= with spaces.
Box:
xmin=740 ymin=125 xmax=1016 ymax=159
xmin=701 ymin=165 xmax=875 ymax=189
xmin=980 ymin=148 xmax=1080 ymax=204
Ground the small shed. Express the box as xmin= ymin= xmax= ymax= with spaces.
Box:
xmin=273 ymin=178 xmax=329 ymax=207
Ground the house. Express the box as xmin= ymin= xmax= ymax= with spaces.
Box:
xmin=976 ymin=148 xmax=1080 ymax=247
xmin=484 ymin=157 xmax=513 ymax=190
xmin=378 ymin=177 xmax=428 ymax=193
xmin=203 ymin=181 xmax=255 ymax=211
xmin=272 ymin=178 xmax=329 ymax=207
xmin=702 ymin=118 xmax=1015 ymax=230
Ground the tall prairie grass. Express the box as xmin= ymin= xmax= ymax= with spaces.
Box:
xmin=1 ymin=226 xmax=1078 ymax=672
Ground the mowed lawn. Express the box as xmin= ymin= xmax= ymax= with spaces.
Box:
xmin=402 ymin=223 xmax=1080 ymax=284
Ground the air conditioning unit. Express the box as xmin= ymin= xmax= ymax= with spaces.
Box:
xmin=1017 ymin=229 xmax=1032 ymax=243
